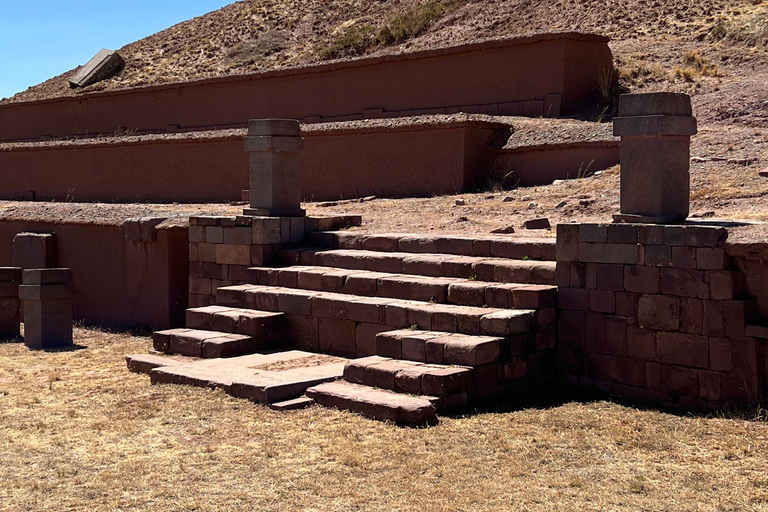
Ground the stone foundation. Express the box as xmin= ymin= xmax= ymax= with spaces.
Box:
xmin=556 ymin=222 xmax=764 ymax=409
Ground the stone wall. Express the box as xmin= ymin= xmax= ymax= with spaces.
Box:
xmin=556 ymin=222 xmax=764 ymax=409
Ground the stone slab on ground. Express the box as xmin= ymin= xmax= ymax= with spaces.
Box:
xmin=126 ymin=353 xmax=188 ymax=374
xmin=306 ymin=380 xmax=439 ymax=425
xmin=149 ymin=350 xmax=347 ymax=403
xmin=269 ymin=396 xmax=315 ymax=411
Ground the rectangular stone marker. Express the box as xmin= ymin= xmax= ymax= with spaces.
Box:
xmin=13 ymin=232 xmax=57 ymax=269
xmin=21 ymin=269 xmax=75 ymax=350
xmin=69 ymin=49 xmax=125 ymax=88
xmin=613 ymin=92 xmax=697 ymax=224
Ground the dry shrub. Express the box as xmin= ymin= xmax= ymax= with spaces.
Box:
xmin=705 ymin=4 xmax=768 ymax=46
xmin=674 ymin=50 xmax=722 ymax=81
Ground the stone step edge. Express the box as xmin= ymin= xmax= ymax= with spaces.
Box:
xmin=246 ymin=265 xmax=557 ymax=309
xmin=306 ymin=231 xmax=556 ymax=260
xmin=126 ymin=353 xmax=189 ymax=374
xmin=152 ymin=328 xmax=254 ymax=359
xmin=215 ymin=284 xmax=544 ymax=337
xmin=306 ymin=380 xmax=439 ymax=426
xmin=276 ymin=248 xmax=557 ymax=285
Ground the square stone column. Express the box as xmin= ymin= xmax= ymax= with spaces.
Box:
xmin=243 ymin=119 xmax=305 ymax=218
xmin=20 ymin=269 xmax=76 ymax=350
xmin=613 ymin=93 xmax=697 ymax=224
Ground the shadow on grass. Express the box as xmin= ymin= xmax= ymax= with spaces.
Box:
xmin=0 ymin=336 xmax=86 ymax=352
xmin=441 ymin=383 xmax=768 ymax=424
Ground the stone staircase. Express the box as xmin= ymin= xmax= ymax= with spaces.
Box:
xmin=140 ymin=232 xmax=558 ymax=425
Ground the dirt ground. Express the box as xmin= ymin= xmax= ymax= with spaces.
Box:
xmin=1 ymin=328 xmax=767 ymax=511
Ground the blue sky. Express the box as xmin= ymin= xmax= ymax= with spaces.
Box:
xmin=0 ymin=0 xmax=233 ymax=99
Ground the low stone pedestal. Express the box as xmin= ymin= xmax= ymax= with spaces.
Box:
xmin=13 ymin=232 xmax=57 ymax=269
xmin=243 ymin=119 xmax=305 ymax=218
xmin=20 ymin=269 xmax=76 ymax=350
xmin=0 ymin=267 xmax=22 ymax=339
xmin=613 ymin=93 xmax=697 ymax=224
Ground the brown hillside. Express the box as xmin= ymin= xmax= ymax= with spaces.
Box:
xmin=5 ymin=0 xmax=768 ymax=125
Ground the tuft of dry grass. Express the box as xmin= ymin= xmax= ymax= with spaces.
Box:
xmin=675 ymin=50 xmax=723 ymax=81
xmin=2 ymin=328 xmax=768 ymax=510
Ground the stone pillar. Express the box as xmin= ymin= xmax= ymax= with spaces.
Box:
xmin=20 ymin=269 xmax=75 ymax=349
xmin=0 ymin=268 xmax=22 ymax=339
xmin=242 ymin=119 xmax=305 ymax=218
xmin=613 ymin=93 xmax=697 ymax=224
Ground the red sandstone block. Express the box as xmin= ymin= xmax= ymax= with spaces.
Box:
xmin=703 ymin=301 xmax=725 ymax=337
xmin=607 ymin=224 xmax=638 ymax=244
xmin=364 ymin=360 xmax=402 ymax=390
xmin=679 ymin=297 xmax=704 ymax=335
xmin=447 ymin=282 xmax=486 ymax=307
xmin=709 ymin=337 xmax=733 ymax=372
xmin=646 ymin=362 xmax=662 ymax=391
xmin=198 ymin=243 xmax=216 ymax=263
xmin=384 ymin=302 xmax=411 ymax=328
xmin=696 ymin=248 xmax=729 ymax=270
xmin=698 ymin=370 xmax=721 ymax=401
xmin=223 ymin=227 xmax=251 ymax=245
xmin=296 ymin=269 xmax=326 ymax=291
xmin=627 ymin=326 xmax=656 ymax=360
xmin=542 ymin=244 xmax=556 ymax=261
xmin=320 ymin=251 xmax=367 ymax=270
xmin=216 ymin=244 xmax=251 ymax=266
xmin=605 ymin=316 xmax=627 ymax=357
xmin=443 ymin=257 xmax=477 ymax=278
xmin=639 ymin=225 xmax=664 ymax=245
xmin=437 ymin=237 xmax=475 ymax=256
xmin=318 ymin=317 xmax=356 ymax=357
xmin=585 ymin=263 xmax=597 ymax=290
xmin=671 ymin=246 xmax=697 ymax=269
xmin=567 ymin=262 xmax=586 ymax=288
xmin=411 ymin=278 xmax=450 ymax=303
xmin=250 ymin=244 xmax=281 ymax=266
xmin=558 ymin=287 xmax=589 ymax=311
xmin=335 ymin=233 xmax=364 ymax=249
xmin=485 ymin=284 xmax=512 ymax=308
xmin=362 ymin=235 xmax=400 ymax=252
xmin=244 ymin=288 xmax=279 ymax=311
xmin=596 ymin=264 xmax=624 ymax=291
xmin=490 ymin=240 xmax=543 ymax=260
xmin=189 ymin=277 xmax=212 ymax=296
xmin=638 ymin=294 xmax=680 ymax=330
xmin=276 ymin=290 xmax=314 ymax=315
xmin=556 ymin=224 xmax=580 ymax=262
xmin=659 ymin=268 xmax=709 ymax=299
xmin=277 ymin=268 xmax=301 ymax=288
xmin=656 ymin=332 xmax=709 ymax=368
xmin=443 ymin=336 xmax=501 ymax=366
xmin=455 ymin=308 xmax=487 ymax=335
xmin=211 ymin=279 xmax=233 ymax=294
xmin=721 ymin=371 xmax=760 ymax=403
xmin=723 ymin=300 xmax=751 ymax=338
xmin=205 ymin=226 xmax=224 ymax=244
xmin=641 ymin=245 xmax=672 ymax=267
xmin=588 ymin=354 xmax=618 ymax=381
xmin=365 ymin=253 xmax=403 ymax=273
xmin=589 ymin=290 xmax=615 ymax=313
xmin=472 ymin=239 xmax=491 ymax=257
xmin=320 ymin=270 xmax=347 ymax=293
xmin=312 ymin=294 xmax=349 ymax=320
xmin=407 ymin=305 xmax=433 ymax=330
xmin=473 ymin=362 xmax=499 ymax=390
xmin=661 ymin=365 xmax=699 ymax=398
xmin=685 ymin=226 xmax=726 ymax=248
xmin=188 ymin=294 xmax=212 ymax=308
xmin=399 ymin=332 xmax=436 ymax=362
xmin=558 ymin=310 xmax=585 ymax=348
xmin=617 ymin=357 xmax=646 ymax=387
xmin=342 ymin=272 xmax=378 ymax=295
xmin=189 ymin=226 xmax=205 ymax=243
xmin=731 ymin=337 xmax=758 ymax=375
xmin=347 ymin=297 xmax=390 ymax=324
xmin=431 ymin=309 xmax=458 ymax=332
xmin=511 ymin=285 xmax=556 ymax=309
xmin=664 ymin=226 xmax=685 ymax=246
xmin=580 ymin=242 xmax=639 ymax=265
xmin=298 ymin=249 xmax=322 ymax=266
xmin=398 ymin=235 xmax=438 ymax=253
xmin=375 ymin=330 xmax=404 ymax=358
xmin=534 ymin=308 xmax=557 ymax=327
xmin=535 ymin=327 xmax=557 ymax=351
xmin=504 ymin=356 xmax=528 ymax=381
xmin=285 ymin=314 xmax=319 ymax=351
xmin=579 ymin=224 xmax=607 ymax=243
xmin=623 ymin=265 xmax=659 ymax=294
xmin=615 ymin=292 xmax=637 ymax=318
xmin=584 ymin=312 xmax=605 ymax=353
xmin=708 ymin=271 xmax=743 ymax=300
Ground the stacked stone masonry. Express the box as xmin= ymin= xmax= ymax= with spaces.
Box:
xmin=556 ymin=222 xmax=763 ymax=409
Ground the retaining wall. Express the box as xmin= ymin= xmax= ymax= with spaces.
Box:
xmin=555 ymin=222 xmax=765 ymax=409
xmin=0 ymin=119 xmax=506 ymax=203
xmin=0 ymin=33 xmax=612 ymax=142
xmin=0 ymin=219 xmax=188 ymax=330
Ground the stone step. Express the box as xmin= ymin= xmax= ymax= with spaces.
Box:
xmin=126 ymin=353 xmax=188 ymax=374
xmin=305 ymin=380 xmax=439 ymax=426
xmin=373 ymin=330 xmax=506 ymax=366
xmin=247 ymin=265 xmax=557 ymax=309
xmin=214 ymin=284 xmax=551 ymax=358
xmin=306 ymin=231 xmax=557 ymax=261
xmin=343 ymin=355 xmax=473 ymax=397
xmin=152 ymin=328 xmax=254 ymax=358
xmin=185 ymin=305 xmax=287 ymax=350
xmin=278 ymin=248 xmax=557 ymax=285
xmin=150 ymin=350 xmax=346 ymax=404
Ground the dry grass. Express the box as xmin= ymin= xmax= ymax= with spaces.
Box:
xmin=2 ymin=328 xmax=768 ymax=510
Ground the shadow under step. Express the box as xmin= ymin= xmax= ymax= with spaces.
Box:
xmin=306 ymin=380 xmax=439 ymax=426
xmin=277 ymin=248 xmax=557 ymax=285
xmin=248 ymin=265 xmax=556 ymax=309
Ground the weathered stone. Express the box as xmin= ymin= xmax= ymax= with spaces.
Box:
xmin=69 ymin=49 xmax=125 ymax=88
